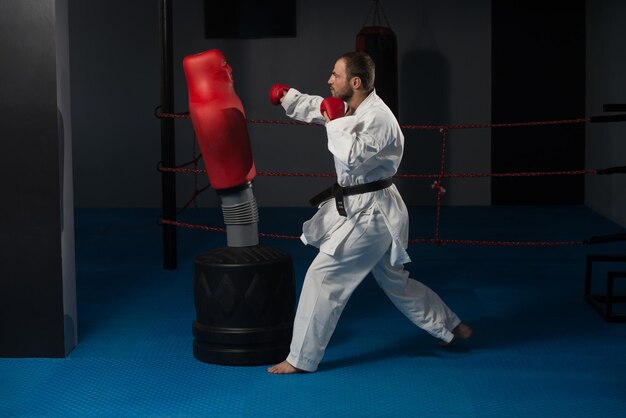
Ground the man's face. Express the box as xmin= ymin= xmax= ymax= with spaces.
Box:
xmin=328 ymin=59 xmax=353 ymax=101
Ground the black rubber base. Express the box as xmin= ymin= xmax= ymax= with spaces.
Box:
xmin=193 ymin=245 xmax=295 ymax=366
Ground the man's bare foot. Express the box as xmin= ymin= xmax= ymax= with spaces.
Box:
xmin=267 ymin=360 xmax=304 ymax=374
xmin=439 ymin=323 xmax=473 ymax=347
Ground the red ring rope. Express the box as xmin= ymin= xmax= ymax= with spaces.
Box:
xmin=156 ymin=112 xmax=591 ymax=130
xmin=156 ymin=111 xmax=622 ymax=247
xmin=158 ymin=167 xmax=597 ymax=179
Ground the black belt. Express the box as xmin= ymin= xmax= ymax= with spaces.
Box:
xmin=309 ymin=178 xmax=393 ymax=216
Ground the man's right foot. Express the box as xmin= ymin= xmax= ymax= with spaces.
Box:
xmin=267 ymin=360 xmax=304 ymax=374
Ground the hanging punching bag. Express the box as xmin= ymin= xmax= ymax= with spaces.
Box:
xmin=356 ymin=1 xmax=399 ymax=116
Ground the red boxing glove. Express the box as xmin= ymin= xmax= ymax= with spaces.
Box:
xmin=320 ymin=97 xmax=346 ymax=121
xmin=269 ymin=83 xmax=290 ymax=105
xmin=183 ymin=49 xmax=256 ymax=191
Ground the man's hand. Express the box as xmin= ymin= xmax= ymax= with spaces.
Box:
xmin=320 ymin=97 xmax=345 ymax=122
xmin=269 ymin=83 xmax=290 ymax=105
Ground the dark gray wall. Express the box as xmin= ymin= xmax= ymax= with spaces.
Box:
xmin=69 ymin=0 xmax=491 ymax=208
xmin=69 ymin=0 xmax=162 ymax=208
xmin=586 ymin=0 xmax=626 ymax=226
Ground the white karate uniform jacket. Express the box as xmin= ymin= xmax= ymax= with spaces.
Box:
xmin=282 ymin=88 xmax=411 ymax=267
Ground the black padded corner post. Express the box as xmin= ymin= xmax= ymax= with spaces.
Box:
xmin=159 ymin=0 xmax=177 ymax=270
xmin=0 ymin=0 xmax=77 ymax=357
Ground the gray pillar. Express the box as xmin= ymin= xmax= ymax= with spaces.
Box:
xmin=0 ymin=0 xmax=77 ymax=357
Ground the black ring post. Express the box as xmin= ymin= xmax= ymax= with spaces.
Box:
xmin=160 ymin=0 xmax=177 ymax=269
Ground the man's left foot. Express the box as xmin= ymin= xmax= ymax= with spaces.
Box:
xmin=439 ymin=323 xmax=473 ymax=347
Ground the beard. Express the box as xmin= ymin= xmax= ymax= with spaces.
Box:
xmin=333 ymin=85 xmax=353 ymax=101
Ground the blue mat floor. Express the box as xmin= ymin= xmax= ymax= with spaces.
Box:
xmin=2 ymin=206 xmax=626 ymax=417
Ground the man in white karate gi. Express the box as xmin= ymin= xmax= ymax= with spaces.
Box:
xmin=268 ymin=52 xmax=472 ymax=374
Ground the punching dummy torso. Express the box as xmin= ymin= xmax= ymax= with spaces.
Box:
xmin=183 ymin=49 xmax=256 ymax=191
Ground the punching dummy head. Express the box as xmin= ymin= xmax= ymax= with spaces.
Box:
xmin=183 ymin=49 xmax=256 ymax=191
xmin=184 ymin=49 xmax=234 ymax=103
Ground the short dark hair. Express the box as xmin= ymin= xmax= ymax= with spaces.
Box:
xmin=338 ymin=52 xmax=375 ymax=92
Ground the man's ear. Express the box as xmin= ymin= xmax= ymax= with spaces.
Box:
xmin=351 ymin=76 xmax=362 ymax=90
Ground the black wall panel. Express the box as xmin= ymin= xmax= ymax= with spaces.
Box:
xmin=0 ymin=0 xmax=72 ymax=357
xmin=491 ymin=1 xmax=586 ymax=204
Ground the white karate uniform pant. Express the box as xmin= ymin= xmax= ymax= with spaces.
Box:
xmin=287 ymin=208 xmax=461 ymax=372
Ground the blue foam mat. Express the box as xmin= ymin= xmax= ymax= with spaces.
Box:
xmin=2 ymin=206 xmax=626 ymax=417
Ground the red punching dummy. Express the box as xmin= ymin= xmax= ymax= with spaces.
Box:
xmin=184 ymin=49 xmax=259 ymax=248
xmin=183 ymin=52 xmax=295 ymax=369
xmin=183 ymin=49 xmax=256 ymax=191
